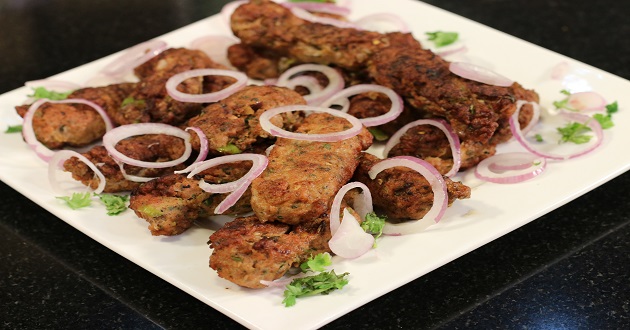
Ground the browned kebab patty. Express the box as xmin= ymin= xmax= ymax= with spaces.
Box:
xmin=250 ymin=112 xmax=373 ymax=225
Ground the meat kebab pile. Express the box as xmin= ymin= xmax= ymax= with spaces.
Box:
xmin=17 ymin=0 xmax=544 ymax=288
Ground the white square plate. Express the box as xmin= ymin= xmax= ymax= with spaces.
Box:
xmin=1 ymin=0 xmax=629 ymax=329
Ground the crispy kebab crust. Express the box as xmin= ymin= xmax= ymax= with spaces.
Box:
xmin=250 ymin=112 xmax=373 ymax=225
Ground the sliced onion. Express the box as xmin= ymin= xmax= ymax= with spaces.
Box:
xmin=165 ymin=68 xmax=247 ymax=103
xmin=275 ymin=64 xmax=345 ymax=105
xmin=102 ymin=123 xmax=192 ymax=168
xmin=282 ymin=2 xmax=351 ymax=17
xmin=114 ymin=159 xmax=154 ymax=183
xmin=320 ymin=84 xmax=404 ymax=127
xmin=368 ymin=156 xmax=448 ymax=235
xmin=330 ymin=182 xmax=373 ymax=235
xmin=383 ymin=119 xmax=461 ymax=177
xmin=509 ymin=101 xmax=604 ymax=160
xmin=328 ymin=208 xmax=375 ymax=259
xmin=566 ymin=91 xmax=607 ymax=112
xmin=290 ymin=7 xmax=359 ymax=29
xmin=474 ymin=152 xmax=547 ymax=184
xmin=178 ymin=154 xmax=268 ymax=214
xmin=22 ymin=98 xmax=113 ymax=162
xmin=449 ymin=62 xmax=513 ymax=87
xmin=48 ymin=150 xmax=106 ymax=195
xmin=100 ymin=39 xmax=168 ymax=78
xmin=185 ymin=127 xmax=209 ymax=164
xmin=551 ymin=61 xmax=570 ymax=80
xmin=353 ymin=13 xmax=409 ymax=33
xmin=189 ymin=35 xmax=239 ymax=68
xmin=518 ymin=100 xmax=542 ymax=135
xmin=259 ymin=105 xmax=363 ymax=142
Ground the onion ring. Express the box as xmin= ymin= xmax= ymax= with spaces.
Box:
xmin=383 ymin=119 xmax=461 ymax=177
xmin=259 ymin=105 xmax=364 ymax=142
xmin=320 ymin=84 xmax=404 ymax=127
xmin=100 ymin=39 xmax=168 ymax=78
xmin=275 ymin=64 xmax=345 ymax=105
xmin=474 ymin=152 xmax=547 ymax=184
xmin=185 ymin=127 xmax=209 ymax=164
xmin=165 ymin=68 xmax=248 ymax=103
xmin=330 ymin=181 xmax=373 ymax=235
xmin=328 ymin=208 xmax=375 ymax=259
xmin=353 ymin=13 xmax=409 ymax=33
xmin=102 ymin=123 xmax=192 ymax=168
xmin=48 ymin=150 xmax=106 ymax=195
xmin=22 ymin=98 xmax=113 ymax=162
xmin=368 ymin=156 xmax=448 ymax=235
xmin=509 ymin=101 xmax=604 ymax=160
xmin=178 ymin=154 xmax=268 ymax=214
xmin=281 ymin=2 xmax=351 ymax=17
xmin=289 ymin=7 xmax=359 ymax=29
xmin=449 ymin=62 xmax=513 ymax=87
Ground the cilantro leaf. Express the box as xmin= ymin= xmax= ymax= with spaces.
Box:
xmin=361 ymin=212 xmax=386 ymax=244
xmin=217 ymin=143 xmax=242 ymax=154
xmin=605 ymin=101 xmax=619 ymax=114
xmin=425 ymin=31 xmax=459 ymax=48
xmin=96 ymin=193 xmax=129 ymax=215
xmin=557 ymin=122 xmax=592 ymax=144
xmin=282 ymin=270 xmax=349 ymax=307
xmin=5 ymin=125 xmax=22 ymax=133
xmin=300 ymin=253 xmax=332 ymax=273
xmin=56 ymin=192 xmax=93 ymax=210
xmin=368 ymin=127 xmax=389 ymax=141
xmin=593 ymin=100 xmax=618 ymax=129
xmin=28 ymin=87 xmax=71 ymax=101
xmin=121 ymin=96 xmax=146 ymax=108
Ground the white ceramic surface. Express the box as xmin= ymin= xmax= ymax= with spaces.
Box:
xmin=1 ymin=1 xmax=629 ymax=329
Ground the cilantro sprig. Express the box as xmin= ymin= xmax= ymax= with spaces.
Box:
xmin=5 ymin=125 xmax=22 ymax=133
xmin=425 ymin=31 xmax=459 ymax=48
xmin=282 ymin=253 xmax=349 ymax=307
xmin=28 ymin=87 xmax=72 ymax=101
xmin=361 ymin=212 xmax=386 ymax=245
xmin=56 ymin=192 xmax=129 ymax=215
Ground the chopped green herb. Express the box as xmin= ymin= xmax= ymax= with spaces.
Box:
xmin=368 ymin=127 xmax=389 ymax=141
xmin=5 ymin=125 xmax=22 ymax=133
xmin=282 ymin=270 xmax=349 ymax=307
xmin=361 ymin=212 xmax=386 ymax=244
xmin=96 ymin=193 xmax=129 ymax=215
xmin=552 ymin=89 xmax=573 ymax=111
xmin=138 ymin=205 xmax=163 ymax=218
xmin=593 ymin=100 xmax=618 ymax=129
xmin=217 ymin=143 xmax=242 ymax=154
xmin=28 ymin=87 xmax=71 ymax=101
xmin=557 ymin=122 xmax=592 ymax=144
xmin=534 ymin=133 xmax=544 ymax=142
xmin=56 ymin=192 xmax=93 ymax=210
xmin=300 ymin=252 xmax=332 ymax=273
xmin=425 ymin=31 xmax=459 ymax=48
xmin=121 ymin=96 xmax=146 ymax=108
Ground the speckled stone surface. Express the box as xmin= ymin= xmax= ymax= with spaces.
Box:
xmin=0 ymin=1 xmax=628 ymax=329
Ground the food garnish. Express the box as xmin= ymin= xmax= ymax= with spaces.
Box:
xmin=96 ymin=194 xmax=129 ymax=215
xmin=282 ymin=253 xmax=349 ymax=307
xmin=56 ymin=192 xmax=93 ymax=210
xmin=425 ymin=31 xmax=459 ymax=48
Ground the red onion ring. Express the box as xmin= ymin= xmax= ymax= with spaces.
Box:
xmin=282 ymin=2 xmax=351 ymax=17
xmin=102 ymin=123 xmax=192 ymax=168
xmin=384 ymin=119 xmax=461 ymax=177
xmin=48 ymin=150 xmax=106 ymax=195
xmin=474 ymin=152 xmax=547 ymax=184
xmin=509 ymin=101 xmax=604 ymax=160
xmin=114 ymin=160 xmax=154 ymax=183
xmin=259 ymin=105 xmax=364 ymax=142
xmin=179 ymin=154 xmax=268 ymax=214
xmin=328 ymin=208 xmax=375 ymax=259
xmin=330 ymin=181 xmax=373 ymax=235
xmin=290 ymin=7 xmax=359 ymax=29
xmin=22 ymin=98 xmax=113 ymax=162
xmin=275 ymin=64 xmax=345 ymax=106
xmin=518 ymin=100 xmax=542 ymax=135
xmin=368 ymin=156 xmax=448 ymax=235
xmin=449 ymin=62 xmax=513 ymax=87
xmin=165 ymin=68 xmax=247 ymax=103
xmin=566 ymin=91 xmax=607 ymax=112
xmin=100 ymin=39 xmax=168 ymax=78
xmin=185 ymin=127 xmax=209 ymax=164
xmin=353 ymin=13 xmax=409 ymax=33
xmin=320 ymin=84 xmax=404 ymax=127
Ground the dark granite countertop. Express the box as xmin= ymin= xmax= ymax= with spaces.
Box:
xmin=1 ymin=1 xmax=628 ymax=329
